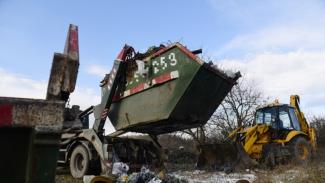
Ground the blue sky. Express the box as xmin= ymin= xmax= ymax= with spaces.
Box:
xmin=1 ymin=0 xmax=225 ymax=88
xmin=1 ymin=0 xmax=325 ymax=120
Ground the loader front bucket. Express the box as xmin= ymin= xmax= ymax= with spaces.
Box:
xmin=196 ymin=141 xmax=257 ymax=172
xmin=196 ymin=141 xmax=238 ymax=171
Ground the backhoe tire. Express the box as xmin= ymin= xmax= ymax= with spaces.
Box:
xmin=70 ymin=145 xmax=90 ymax=178
xmin=289 ymin=137 xmax=311 ymax=165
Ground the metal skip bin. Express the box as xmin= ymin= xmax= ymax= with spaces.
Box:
xmin=0 ymin=24 xmax=78 ymax=183
xmin=0 ymin=97 xmax=65 ymax=183
xmin=109 ymin=43 xmax=241 ymax=134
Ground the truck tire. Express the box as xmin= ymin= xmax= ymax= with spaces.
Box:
xmin=289 ymin=137 xmax=311 ymax=165
xmin=70 ymin=145 xmax=90 ymax=178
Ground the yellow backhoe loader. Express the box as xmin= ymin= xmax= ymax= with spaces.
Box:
xmin=197 ymin=95 xmax=317 ymax=170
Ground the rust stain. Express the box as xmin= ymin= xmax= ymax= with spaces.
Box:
xmin=0 ymin=97 xmax=64 ymax=131
xmin=0 ymin=104 xmax=13 ymax=127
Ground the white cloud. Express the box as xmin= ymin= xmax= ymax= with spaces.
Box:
xmin=87 ymin=64 xmax=109 ymax=77
xmin=208 ymin=1 xmax=325 ymax=117
xmin=217 ymin=50 xmax=325 ymax=116
xmin=0 ymin=68 xmax=100 ymax=109
xmin=0 ymin=68 xmax=116 ymax=133
xmin=0 ymin=68 xmax=46 ymax=99
xmin=216 ymin=26 xmax=325 ymax=57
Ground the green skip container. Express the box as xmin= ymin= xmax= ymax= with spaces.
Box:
xmin=109 ymin=43 xmax=240 ymax=134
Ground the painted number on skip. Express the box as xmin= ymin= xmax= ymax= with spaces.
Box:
xmin=152 ymin=52 xmax=178 ymax=74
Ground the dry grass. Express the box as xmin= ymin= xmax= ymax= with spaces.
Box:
xmin=254 ymin=147 xmax=325 ymax=183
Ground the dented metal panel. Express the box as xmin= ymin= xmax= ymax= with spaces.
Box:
xmin=46 ymin=24 xmax=79 ymax=102
xmin=0 ymin=97 xmax=65 ymax=131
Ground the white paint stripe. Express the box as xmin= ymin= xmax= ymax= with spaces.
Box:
xmin=124 ymin=90 xmax=130 ymax=96
xmin=122 ymin=71 xmax=179 ymax=98
xmin=171 ymin=70 xmax=179 ymax=78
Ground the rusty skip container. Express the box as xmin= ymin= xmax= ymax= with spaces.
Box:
xmin=0 ymin=97 xmax=65 ymax=183
xmin=0 ymin=24 xmax=78 ymax=183
xmin=109 ymin=43 xmax=240 ymax=134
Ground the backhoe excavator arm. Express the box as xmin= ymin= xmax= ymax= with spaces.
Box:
xmin=290 ymin=95 xmax=317 ymax=151
xmin=290 ymin=95 xmax=309 ymax=134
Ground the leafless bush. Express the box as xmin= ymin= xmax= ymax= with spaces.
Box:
xmin=310 ymin=116 xmax=325 ymax=146
xmin=181 ymin=75 xmax=267 ymax=144
xmin=158 ymin=134 xmax=196 ymax=152
xmin=209 ymin=76 xmax=266 ymax=137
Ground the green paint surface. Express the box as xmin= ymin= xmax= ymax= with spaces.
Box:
xmin=108 ymin=44 xmax=237 ymax=134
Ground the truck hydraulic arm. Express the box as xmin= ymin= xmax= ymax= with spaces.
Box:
xmin=92 ymin=45 xmax=134 ymax=135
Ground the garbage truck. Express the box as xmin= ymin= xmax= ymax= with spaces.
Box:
xmin=56 ymin=25 xmax=241 ymax=178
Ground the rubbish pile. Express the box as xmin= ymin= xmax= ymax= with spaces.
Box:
xmin=83 ymin=163 xmax=256 ymax=183
xmin=84 ymin=163 xmax=189 ymax=183
xmin=113 ymin=163 xmax=188 ymax=183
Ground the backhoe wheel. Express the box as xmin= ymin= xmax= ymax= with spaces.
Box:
xmin=70 ymin=145 xmax=90 ymax=178
xmin=289 ymin=137 xmax=311 ymax=165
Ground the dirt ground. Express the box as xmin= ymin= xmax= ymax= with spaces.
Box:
xmin=56 ymin=147 xmax=325 ymax=183
xmin=55 ymin=175 xmax=83 ymax=183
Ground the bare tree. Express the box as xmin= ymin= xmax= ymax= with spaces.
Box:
xmin=208 ymin=76 xmax=265 ymax=135
xmin=181 ymin=126 xmax=206 ymax=145
xmin=181 ymin=75 xmax=266 ymax=143
xmin=208 ymin=76 xmax=265 ymax=138
xmin=310 ymin=116 xmax=325 ymax=145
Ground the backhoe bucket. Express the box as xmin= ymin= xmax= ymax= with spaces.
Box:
xmin=196 ymin=141 xmax=257 ymax=172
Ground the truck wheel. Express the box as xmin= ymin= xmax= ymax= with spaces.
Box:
xmin=70 ymin=145 xmax=90 ymax=178
xmin=289 ymin=137 xmax=311 ymax=165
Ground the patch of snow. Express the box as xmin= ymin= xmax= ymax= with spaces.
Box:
xmin=271 ymin=168 xmax=307 ymax=183
xmin=171 ymin=170 xmax=256 ymax=183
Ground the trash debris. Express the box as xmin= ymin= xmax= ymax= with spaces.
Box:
xmin=111 ymin=165 xmax=189 ymax=183
xmin=148 ymin=177 xmax=162 ymax=183
xmin=112 ymin=162 xmax=130 ymax=183
xmin=112 ymin=162 xmax=130 ymax=176
xmin=126 ymin=166 xmax=155 ymax=183
xmin=210 ymin=64 xmax=238 ymax=79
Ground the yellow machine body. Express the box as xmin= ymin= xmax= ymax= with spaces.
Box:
xmin=229 ymin=95 xmax=316 ymax=164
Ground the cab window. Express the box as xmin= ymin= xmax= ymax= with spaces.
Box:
xmin=255 ymin=107 xmax=276 ymax=126
xmin=289 ymin=108 xmax=301 ymax=131
xmin=279 ymin=109 xmax=292 ymax=129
